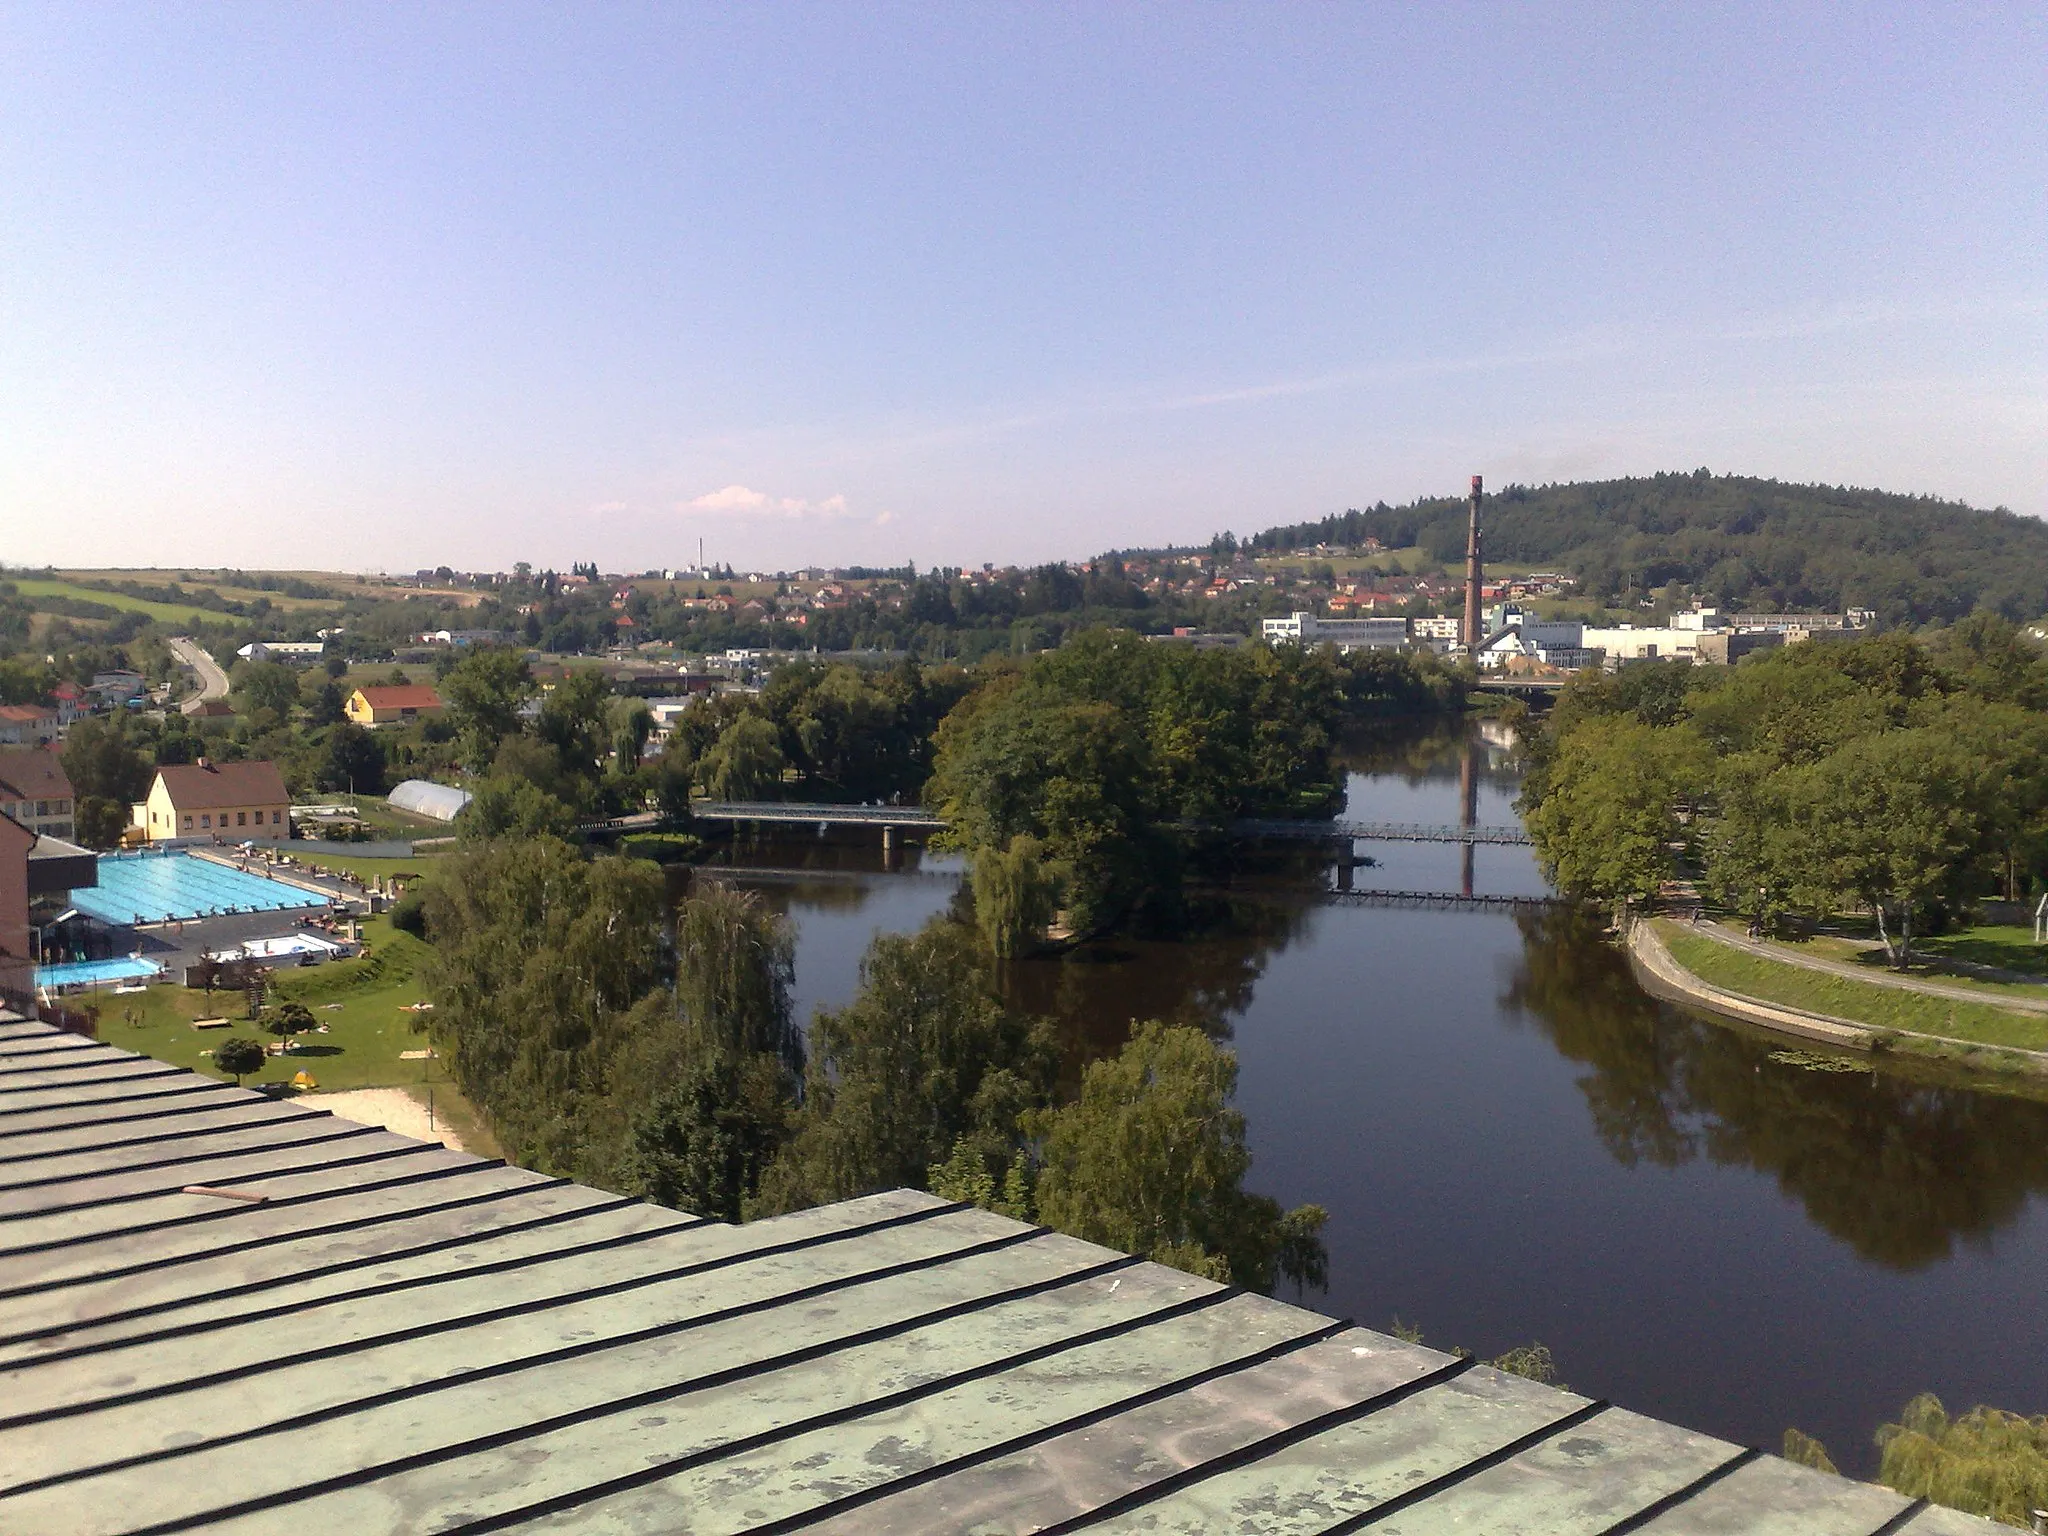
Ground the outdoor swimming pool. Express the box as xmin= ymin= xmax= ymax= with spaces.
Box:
xmin=72 ymin=851 xmax=331 ymax=926
xmin=34 ymin=956 xmax=163 ymax=988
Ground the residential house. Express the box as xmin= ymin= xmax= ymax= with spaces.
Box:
xmin=136 ymin=759 xmax=292 ymax=843
xmin=0 ymin=705 xmax=58 ymax=746
xmin=344 ymin=685 xmax=446 ymax=727
xmin=0 ymin=750 xmax=76 ymax=841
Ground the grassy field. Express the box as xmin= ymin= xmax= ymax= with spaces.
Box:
xmin=8 ymin=578 xmax=224 ymax=627
xmin=283 ymin=850 xmax=446 ymax=883
xmin=1738 ymin=922 xmax=2048 ymax=997
xmin=91 ymin=917 xmax=450 ymax=1091
xmin=1661 ymin=923 xmax=2048 ymax=1052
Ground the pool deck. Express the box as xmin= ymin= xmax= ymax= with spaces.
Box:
xmin=0 ymin=1012 xmax=1997 ymax=1534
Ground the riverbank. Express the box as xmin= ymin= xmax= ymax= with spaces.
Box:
xmin=1630 ymin=918 xmax=2048 ymax=1077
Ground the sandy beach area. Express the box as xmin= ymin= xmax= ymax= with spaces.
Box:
xmin=295 ymin=1088 xmax=468 ymax=1151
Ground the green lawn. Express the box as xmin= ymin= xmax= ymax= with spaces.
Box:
xmin=280 ymin=850 xmax=443 ymax=884
xmin=9 ymin=577 xmax=223 ymax=627
xmin=1661 ymin=923 xmax=2048 ymax=1052
xmin=1725 ymin=920 xmax=2048 ymax=999
xmin=92 ymin=917 xmax=450 ymax=1093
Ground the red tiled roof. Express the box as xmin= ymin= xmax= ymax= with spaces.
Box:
xmin=0 ymin=748 xmax=71 ymax=801
xmin=353 ymin=685 xmax=444 ymax=710
xmin=154 ymin=760 xmax=290 ymax=811
xmin=0 ymin=705 xmax=54 ymax=723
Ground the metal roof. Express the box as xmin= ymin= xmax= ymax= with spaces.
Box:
xmin=0 ymin=1014 xmax=1995 ymax=1534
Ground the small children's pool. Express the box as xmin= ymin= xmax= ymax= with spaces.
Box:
xmin=72 ymin=850 xmax=331 ymax=926
xmin=35 ymin=956 xmax=163 ymax=988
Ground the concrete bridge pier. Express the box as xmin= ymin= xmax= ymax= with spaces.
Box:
xmin=882 ymin=824 xmax=897 ymax=868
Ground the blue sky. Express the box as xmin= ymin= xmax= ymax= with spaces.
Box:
xmin=2 ymin=4 xmax=2043 ymax=572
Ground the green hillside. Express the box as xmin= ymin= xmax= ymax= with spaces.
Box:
xmin=1236 ymin=472 xmax=2048 ymax=625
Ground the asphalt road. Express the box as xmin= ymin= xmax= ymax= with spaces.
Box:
xmin=167 ymin=635 xmax=230 ymax=713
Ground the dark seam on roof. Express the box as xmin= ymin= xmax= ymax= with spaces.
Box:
xmin=0 ymin=1136 xmax=436 ymax=1229
xmin=1321 ymin=1399 xmax=1613 ymax=1532
xmin=0 ymin=1052 xmax=150 ymax=1078
xmin=0 ymin=1107 xmax=329 ymax=1170
xmin=34 ymin=1229 xmax=1126 ymax=1521
xmin=6 ymin=1197 xmax=955 ymax=1367
xmin=0 ymin=1154 xmax=505 ymax=1262
xmin=0 ymin=1191 xmax=639 ymax=1354
xmin=0 ymin=1066 xmax=185 ymax=1098
xmin=158 ymin=1252 xmax=1186 ymax=1536
xmin=0 ymin=1170 xmax=556 ymax=1303
xmin=0 ymin=1082 xmax=229 ymax=1129
xmin=1030 ymin=1352 xmax=1480 ymax=1535
xmin=1868 ymin=1498 xmax=1933 ymax=1535
xmin=0 ymin=1199 xmax=998 ymax=1440
xmin=755 ymin=1315 xmax=1376 ymax=1535
xmin=0 ymin=1121 xmax=380 ymax=1203
xmin=1597 ymin=1444 xmax=1765 ymax=1533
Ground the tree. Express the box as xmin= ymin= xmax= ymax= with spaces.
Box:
xmin=440 ymin=648 xmax=535 ymax=769
xmin=1522 ymin=717 xmax=1707 ymax=906
xmin=1781 ymin=729 xmax=1984 ymax=969
xmin=537 ymin=668 xmax=614 ymax=781
xmin=1030 ymin=1021 xmax=1327 ymax=1293
xmin=654 ymin=745 xmax=695 ymax=826
xmin=214 ymin=1036 xmax=266 ymax=1086
xmin=426 ymin=838 xmax=669 ymax=1175
xmin=457 ymin=775 xmax=580 ymax=844
xmin=315 ymin=722 xmax=386 ymax=796
xmin=673 ymin=883 xmax=801 ymax=1073
xmin=63 ymin=716 xmax=152 ymax=849
xmin=1876 ymin=1393 xmax=2048 ymax=1526
xmin=700 ymin=715 xmax=784 ymax=801
xmin=236 ymin=661 xmax=302 ymax=720
xmin=265 ymin=1000 xmax=316 ymax=1054
xmin=308 ymin=681 xmax=347 ymax=726
xmin=631 ymin=1052 xmax=794 ymax=1221
xmin=970 ymin=834 xmax=1060 ymax=957
xmin=753 ymin=922 xmax=1054 ymax=1214
xmin=612 ymin=699 xmax=655 ymax=772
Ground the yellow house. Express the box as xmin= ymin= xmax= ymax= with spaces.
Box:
xmin=344 ymin=684 xmax=446 ymax=727
xmin=138 ymin=759 xmax=292 ymax=843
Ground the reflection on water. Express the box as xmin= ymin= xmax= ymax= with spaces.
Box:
xmin=713 ymin=719 xmax=2048 ymax=1471
xmin=1506 ymin=906 xmax=2048 ymax=1271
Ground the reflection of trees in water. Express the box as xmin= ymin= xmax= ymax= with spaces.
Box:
xmin=1505 ymin=907 xmax=2048 ymax=1270
xmin=1000 ymin=897 xmax=1312 ymax=1075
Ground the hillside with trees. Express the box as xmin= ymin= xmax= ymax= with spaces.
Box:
xmin=1236 ymin=471 xmax=2048 ymax=625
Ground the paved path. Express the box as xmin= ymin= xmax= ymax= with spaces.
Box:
xmin=167 ymin=635 xmax=230 ymax=713
xmin=1687 ymin=919 xmax=2048 ymax=1015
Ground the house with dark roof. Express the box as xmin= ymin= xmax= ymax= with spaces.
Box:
xmin=135 ymin=759 xmax=291 ymax=842
xmin=0 ymin=750 xmax=75 ymax=842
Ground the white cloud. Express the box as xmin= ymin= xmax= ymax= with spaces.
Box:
xmin=682 ymin=484 xmax=891 ymax=525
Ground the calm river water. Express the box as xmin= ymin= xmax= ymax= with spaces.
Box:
xmin=707 ymin=723 xmax=2048 ymax=1474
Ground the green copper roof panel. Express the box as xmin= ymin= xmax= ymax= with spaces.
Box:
xmin=0 ymin=1015 xmax=2000 ymax=1534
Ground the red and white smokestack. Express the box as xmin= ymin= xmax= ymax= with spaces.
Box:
xmin=1462 ymin=475 xmax=1485 ymax=653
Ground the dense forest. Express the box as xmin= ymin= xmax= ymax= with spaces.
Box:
xmin=1238 ymin=471 xmax=2048 ymax=625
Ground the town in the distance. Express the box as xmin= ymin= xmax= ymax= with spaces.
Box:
xmin=4 ymin=466 xmax=2045 ymax=1533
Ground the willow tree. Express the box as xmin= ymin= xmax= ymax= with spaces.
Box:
xmin=1030 ymin=1021 xmax=1328 ymax=1294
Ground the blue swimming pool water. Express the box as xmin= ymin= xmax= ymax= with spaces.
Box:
xmin=72 ymin=851 xmax=331 ymax=926
xmin=34 ymin=956 xmax=162 ymax=987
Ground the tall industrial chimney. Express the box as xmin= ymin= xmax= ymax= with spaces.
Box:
xmin=1461 ymin=474 xmax=1484 ymax=652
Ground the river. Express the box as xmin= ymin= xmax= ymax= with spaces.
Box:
xmin=702 ymin=722 xmax=2048 ymax=1474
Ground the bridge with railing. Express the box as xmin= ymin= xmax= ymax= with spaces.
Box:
xmin=689 ymin=802 xmax=1532 ymax=847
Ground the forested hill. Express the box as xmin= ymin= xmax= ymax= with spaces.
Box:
xmin=1239 ymin=471 xmax=2048 ymax=625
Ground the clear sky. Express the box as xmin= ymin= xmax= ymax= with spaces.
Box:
xmin=3 ymin=4 xmax=2043 ymax=573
